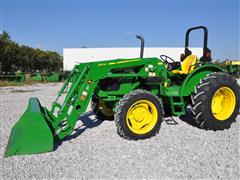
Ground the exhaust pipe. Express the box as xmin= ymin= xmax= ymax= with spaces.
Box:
xmin=136 ymin=35 xmax=144 ymax=58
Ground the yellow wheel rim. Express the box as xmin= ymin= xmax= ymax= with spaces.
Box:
xmin=211 ymin=87 xmax=236 ymax=121
xmin=126 ymin=100 xmax=158 ymax=134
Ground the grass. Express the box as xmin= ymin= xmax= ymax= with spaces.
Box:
xmin=0 ymin=80 xmax=60 ymax=87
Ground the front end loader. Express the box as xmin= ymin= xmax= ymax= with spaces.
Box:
xmin=5 ymin=26 xmax=240 ymax=157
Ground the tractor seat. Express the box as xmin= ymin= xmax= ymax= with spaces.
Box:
xmin=172 ymin=55 xmax=197 ymax=74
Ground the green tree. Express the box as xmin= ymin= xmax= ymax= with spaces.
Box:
xmin=0 ymin=31 xmax=63 ymax=73
xmin=0 ymin=31 xmax=13 ymax=72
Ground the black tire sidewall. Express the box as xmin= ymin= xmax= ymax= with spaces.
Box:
xmin=193 ymin=73 xmax=240 ymax=130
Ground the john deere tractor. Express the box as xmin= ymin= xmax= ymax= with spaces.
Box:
xmin=5 ymin=26 xmax=240 ymax=157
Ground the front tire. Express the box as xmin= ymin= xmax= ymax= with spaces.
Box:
xmin=114 ymin=89 xmax=163 ymax=140
xmin=191 ymin=72 xmax=240 ymax=130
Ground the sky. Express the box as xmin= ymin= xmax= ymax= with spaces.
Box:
xmin=0 ymin=0 xmax=239 ymax=60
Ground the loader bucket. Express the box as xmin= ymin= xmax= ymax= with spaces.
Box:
xmin=5 ymin=97 xmax=54 ymax=157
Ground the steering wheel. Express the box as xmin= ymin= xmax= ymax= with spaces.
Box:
xmin=160 ymin=55 xmax=176 ymax=65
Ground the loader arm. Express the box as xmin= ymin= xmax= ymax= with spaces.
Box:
xmin=46 ymin=63 xmax=109 ymax=139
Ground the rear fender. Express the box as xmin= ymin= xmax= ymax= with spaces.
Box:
xmin=180 ymin=64 xmax=224 ymax=96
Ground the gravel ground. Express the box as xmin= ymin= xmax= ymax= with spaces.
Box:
xmin=0 ymin=81 xmax=239 ymax=179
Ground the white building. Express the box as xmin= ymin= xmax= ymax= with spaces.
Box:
xmin=63 ymin=47 xmax=202 ymax=71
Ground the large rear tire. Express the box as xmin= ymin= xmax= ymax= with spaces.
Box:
xmin=191 ymin=72 xmax=240 ymax=130
xmin=114 ymin=89 xmax=163 ymax=140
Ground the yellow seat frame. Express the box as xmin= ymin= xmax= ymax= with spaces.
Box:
xmin=172 ymin=55 xmax=197 ymax=74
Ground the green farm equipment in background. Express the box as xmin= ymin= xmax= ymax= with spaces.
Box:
xmin=30 ymin=72 xmax=62 ymax=82
xmin=0 ymin=71 xmax=25 ymax=82
xmin=5 ymin=26 xmax=240 ymax=157
xmin=15 ymin=72 xmax=26 ymax=82
xmin=0 ymin=71 xmax=63 ymax=83
xmin=43 ymin=72 xmax=62 ymax=82
xmin=226 ymin=60 xmax=240 ymax=77
xmin=30 ymin=72 xmax=43 ymax=81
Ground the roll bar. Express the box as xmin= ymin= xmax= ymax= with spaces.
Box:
xmin=185 ymin=26 xmax=208 ymax=56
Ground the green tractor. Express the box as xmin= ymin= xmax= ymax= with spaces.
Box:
xmin=5 ymin=26 xmax=240 ymax=157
